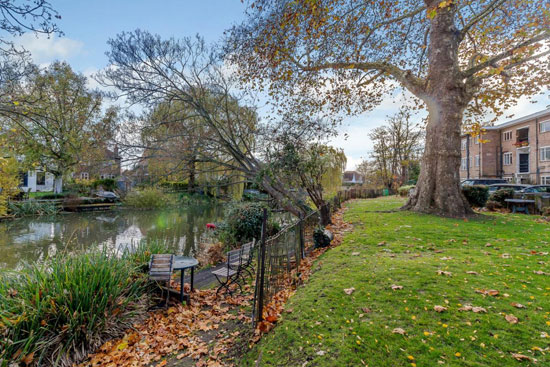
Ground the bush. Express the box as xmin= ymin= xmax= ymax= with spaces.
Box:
xmin=485 ymin=200 xmax=502 ymax=211
xmin=217 ymin=202 xmax=279 ymax=246
xmin=64 ymin=179 xmax=94 ymax=196
xmin=7 ymin=200 xmax=60 ymax=217
xmin=398 ymin=185 xmax=415 ymax=197
xmin=91 ymin=178 xmax=117 ymax=191
xmin=124 ymin=188 xmax=170 ymax=209
xmin=542 ymin=207 xmax=550 ymax=216
xmin=462 ymin=185 xmax=489 ymax=207
xmin=0 ymin=250 xmax=148 ymax=367
xmin=489 ymin=188 xmax=515 ymax=206
xmin=159 ymin=181 xmax=189 ymax=192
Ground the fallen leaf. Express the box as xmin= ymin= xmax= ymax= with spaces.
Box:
xmin=391 ymin=285 xmax=403 ymax=290
xmin=377 ymin=241 xmax=386 ymax=246
xmin=344 ymin=287 xmax=356 ymax=295
xmin=392 ymin=328 xmax=406 ymax=335
xmin=361 ymin=307 xmax=372 ymax=313
xmin=466 ymin=271 xmax=478 ymax=275
xmin=316 ymin=351 xmax=326 ymax=356
xmin=351 ymin=252 xmax=360 ymax=256
xmin=511 ymin=353 xmax=536 ymax=362
xmin=505 ymin=314 xmax=518 ymax=324
xmin=511 ymin=302 xmax=526 ymax=309
xmin=434 ymin=305 xmax=447 ymax=313
xmin=437 ymin=270 xmax=452 ymax=276
xmin=21 ymin=352 xmax=34 ymax=366
xmin=475 ymin=289 xmax=499 ymax=296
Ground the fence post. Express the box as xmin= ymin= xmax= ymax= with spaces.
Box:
xmin=256 ymin=208 xmax=268 ymax=323
xmin=299 ymin=214 xmax=305 ymax=259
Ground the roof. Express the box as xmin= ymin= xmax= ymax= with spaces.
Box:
xmin=483 ymin=108 xmax=550 ymax=131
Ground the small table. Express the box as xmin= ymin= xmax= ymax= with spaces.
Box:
xmin=172 ymin=256 xmax=199 ymax=303
xmin=505 ymin=198 xmax=535 ymax=214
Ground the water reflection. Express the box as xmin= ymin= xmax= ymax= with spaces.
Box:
xmin=0 ymin=203 xmax=224 ymax=270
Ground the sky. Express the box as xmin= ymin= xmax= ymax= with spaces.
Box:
xmin=12 ymin=0 xmax=550 ymax=170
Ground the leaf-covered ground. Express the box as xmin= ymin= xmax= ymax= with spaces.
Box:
xmin=240 ymin=196 xmax=550 ymax=366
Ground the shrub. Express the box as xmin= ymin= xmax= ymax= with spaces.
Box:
xmin=91 ymin=178 xmax=117 ymax=191
xmin=489 ymin=188 xmax=515 ymax=206
xmin=7 ymin=200 xmax=60 ymax=217
xmin=542 ymin=207 xmax=550 ymax=216
xmin=64 ymin=179 xmax=93 ymax=196
xmin=124 ymin=188 xmax=170 ymax=209
xmin=159 ymin=181 xmax=189 ymax=192
xmin=462 ymin=185 xmax=489 ymax=208
xmin=398 ymin=185 xmax=415 ymax=197
xmin=485 ymin=200 xmax=502 ymax=211
xmin=218 ymin=202 xmax=279 ymax=246
xmin=0 ymin=250 xmax=148 ymax=367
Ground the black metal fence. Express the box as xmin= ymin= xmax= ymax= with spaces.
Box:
xmin=252 ymin=188 xmax=382 ymax=324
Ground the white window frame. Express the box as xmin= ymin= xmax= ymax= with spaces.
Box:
xmin=461 ymin=157 xmax=467 ymax=171
xmin=461 ymin=139 xmax=467 ymax=151
xmin=540 ymin=120 xmax=550 ymax=133
xmin=540 ymin=146 xmax=550 ymax=162
xmin=503 ymin=131 xmax=513 ymax=141
xmin=542 ymin=176 xmax=550 ymax=185
xmin=503 ymin=152 xmax=513 ymax=166
xmin=475 ymin=155 xmax=480 ymax=167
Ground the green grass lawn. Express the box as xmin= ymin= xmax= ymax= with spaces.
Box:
xmin=241 ymin=197 xmax=550 ymax=366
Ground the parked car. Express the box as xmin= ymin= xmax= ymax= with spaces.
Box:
xmin=520 ymin=185 xmax=550 ymax=194
xmin=461 ymin=178 xmax=507 ymax=187
xmin=487 ymin=184 xmax=531 ymax=193
xmin=94 ymin=190 xmax=120 ymax=202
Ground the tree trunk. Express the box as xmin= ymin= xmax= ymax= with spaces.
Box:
xmin=53 ymin=175 xmax=63 ymax=194
xmin=319 ymin=202 xmax=332 ymax=226
xmin=188 ymin=157 xmax=196 ymax=193
xmin=404 ymin=1 xmax=472 ymax=217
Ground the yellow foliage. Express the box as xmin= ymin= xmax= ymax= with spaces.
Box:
xmin=0 ymin=157 xmax=20 ymax=216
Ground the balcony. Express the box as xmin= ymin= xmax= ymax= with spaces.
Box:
xmin=514 ymin=128 xmax=529 ymax=147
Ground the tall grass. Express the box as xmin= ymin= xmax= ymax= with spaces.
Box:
xmin=0 ymin=250 xmax=149 ymax=367
xmin=8 ymin=200 xmax=60 ymax=217
xmin=123 ymin=188 xmax=170 ymax=209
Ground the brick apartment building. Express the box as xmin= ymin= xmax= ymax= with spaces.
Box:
xmin=460 ymin=108 xmax=550 ymax=184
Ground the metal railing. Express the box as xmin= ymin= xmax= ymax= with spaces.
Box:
xmin=252 ymin=188 xmax=382 ymax=324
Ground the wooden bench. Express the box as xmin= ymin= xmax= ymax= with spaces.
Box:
xmin=505 ymin=198 xmax=535 ymax=214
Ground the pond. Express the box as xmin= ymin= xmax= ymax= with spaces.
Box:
xmin=0 ymin=203 xmax=224 ymax=270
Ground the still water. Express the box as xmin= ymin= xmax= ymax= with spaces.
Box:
xmin=0 ymin=203 xmax=224 ymax=270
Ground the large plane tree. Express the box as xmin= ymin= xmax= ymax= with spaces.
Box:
xmin=227 ymin=0 xmax=550 ymax=217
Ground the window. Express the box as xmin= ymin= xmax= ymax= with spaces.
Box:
xmin=470 ymin=157 xmax=473 ymax=168
xmin=540 ymin=120 xmax=550 ymax=133
xmin=461 ymin=157 xmax=467 ymax=171
xmin=542 ymin=176 xmax=550 ymax=185
xmin=36 ymin=171 xmax=46 ymax=185
xmin=540 ymin=147 xmax=550 ymax=161
xmin=80 ymin=172 xmax=89 ymax=180
xmin=461 ymin=139 xmax=467 ymax=151
xmin=475 ymin=155 xmax=480 ymax=167
xmin=503 ymin=152 xmax=513 ymax=166
xmin=503 ymin=131 xmax=512 ymax=141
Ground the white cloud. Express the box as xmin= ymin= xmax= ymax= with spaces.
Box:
xmin=14 ymin=33 xmax=84 ymax=65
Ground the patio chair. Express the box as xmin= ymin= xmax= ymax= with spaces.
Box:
xmin=211 ymin=248 xmax=244 ymax=294
xmin=231 ymin=239 xmax=256 ymax=278
xmin=149 ymin=254 xmax=174 ymax=307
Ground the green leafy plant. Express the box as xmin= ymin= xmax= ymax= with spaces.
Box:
xmin=462 ymin=185 xmax=489 ymax=208
xmin=0 ymin=250 xmax=148 ymax=366
xmin=91 ymin=178 xmax=117 ymax=191
xmin=8 ymin=200 xmax=60 ymax=217
xmin=489 ymin=188 xmax=515 ymax=206
xmin=123 ymin=188 xmax=170 ymax=209
xmin=397 ymin=185 xmax=415 ymax=197
xmin=217 ymin=202 xmax=279 ymax=246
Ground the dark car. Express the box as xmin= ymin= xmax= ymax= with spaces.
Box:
xmin=487 ymin=184 xmax=531 ymax=193
xmin=520 ymin=185 xmax=550 ymax=194
xmin=461 ymin=178 xmax=507 ymax=187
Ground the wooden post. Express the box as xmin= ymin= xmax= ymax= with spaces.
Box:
xmin=257 ymin=208 xmax=268 ymax=322
xmin=299 ymin=214 xmax=305 ymax=259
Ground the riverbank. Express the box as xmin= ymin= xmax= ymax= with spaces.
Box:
xmin=241 ymin=196 xmax=550 ymax=366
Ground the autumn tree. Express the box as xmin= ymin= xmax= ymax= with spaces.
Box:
xmin=98 ymin=31 xmax=314 ymax=216
xmin=227 ymin=0 xmax=550 ymax=216
xmin=369 ymin=109 xmax=424 ymax=190
xmin=0 ymin=0 xmax=60 ymax=84
xmin=1 ymin=62 xmax=116 ymax=193
xmin=271 ymin=140 xmax=346 ymax=225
